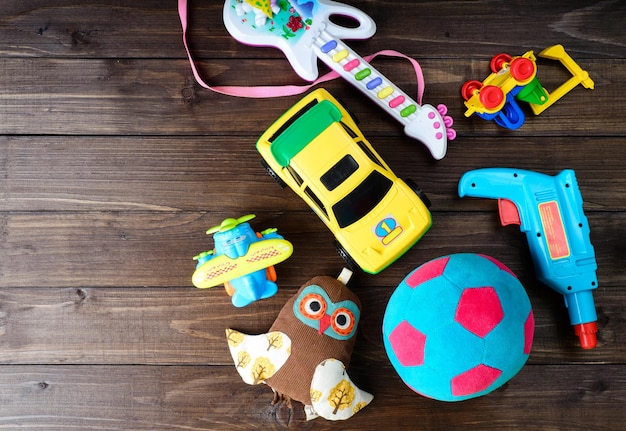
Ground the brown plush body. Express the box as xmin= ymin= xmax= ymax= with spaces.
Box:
xmin=265 ymin=276 xmax=360 ymax=404
xmin=226 ymin=275 xmax=372 ymax=420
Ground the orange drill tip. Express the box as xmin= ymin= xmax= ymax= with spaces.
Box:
xmin=574 ymin=322 xmax=598 ymax=349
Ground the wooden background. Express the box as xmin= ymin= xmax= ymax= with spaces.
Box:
xmin=1 ymin=1 xmax=625 ymax=429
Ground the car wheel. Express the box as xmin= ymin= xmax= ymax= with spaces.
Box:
xmin=260 ymin=159 xmax=286 ymax=189
xmin=490 ymin=53 xmax=512 ymax=73
xmin=461 ymin=80 xmax=483 ymax=101
xmin=336 ymin=96 xmax=359 ymax=124
xmin=333 ymin=240 xmax=359 ymax=271
xmin=404 ymin=178 xmax=432 ymax=209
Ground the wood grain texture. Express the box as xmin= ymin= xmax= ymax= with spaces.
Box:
xmin=0 ymin=365 xmax=624 ymax=430
xmin=0 ymin=58 xmax=623 ymax=136
xmin=0 ymin=284 xmax=623 ymax=365
xmin=1 ymin=0 xmax=625 ymax=429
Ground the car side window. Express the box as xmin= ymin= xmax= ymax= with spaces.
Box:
xmin=356 ymin=140 xmax=385 ymax=168
xmin=340 ymin=121 xmax=358 ymax=139
xmin=286 ymin=165 xmax=304 ymax=186
xmin=304 ymin=186 xmax=328 ymax=219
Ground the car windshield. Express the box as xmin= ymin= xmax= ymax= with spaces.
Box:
xmin=332 ymin=171 xmax=392 ymax=228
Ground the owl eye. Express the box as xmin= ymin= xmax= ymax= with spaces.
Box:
xmin=299 ymin=293 xmax=327 ymax=319
xmin=331 ymin=308 xmax=355 ymax=336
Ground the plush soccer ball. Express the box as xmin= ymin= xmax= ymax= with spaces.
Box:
xmin=383 ymin=253 xmax=534 ymax=401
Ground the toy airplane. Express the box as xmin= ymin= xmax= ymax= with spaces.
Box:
xmin=192 ymin=214 xmax=293 ymax=307
xmin=223 ymin=0 xmax=455 ymax=160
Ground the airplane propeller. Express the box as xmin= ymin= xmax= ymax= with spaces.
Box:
xmin=206 ymin=214 xmax=256 ymax=235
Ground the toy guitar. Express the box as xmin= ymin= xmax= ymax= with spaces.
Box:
xmin=224 ymin=0 xmax=455 ymax=160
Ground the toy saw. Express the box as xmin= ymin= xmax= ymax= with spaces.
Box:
xmin=192 ymin=238 xmax=293 ymax=289
xmin=223 ymin=0 xmax=455 ymax=160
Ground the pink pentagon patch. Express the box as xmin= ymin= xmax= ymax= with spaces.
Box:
xmin=389 ymin=320 xmax=427 ymax=366
xmin=451 ymin=364 xmax=502 ymax=396
xmin=406 ymin=257 xmax=450 ymax=288
xmin=455 ymin=287 xmax=504 ymax=337
xmin=524 ymin=311 xmax=535 ymax=354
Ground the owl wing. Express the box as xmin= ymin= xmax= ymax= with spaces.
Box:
xmin=225 ymin=329 xmax=291 ymax=385
xmin=308 ymin=358 xmax=373 ymax=421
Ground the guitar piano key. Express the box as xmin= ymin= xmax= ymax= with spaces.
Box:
xmin=344 ymin=59 xmax=360 ymax=72
xmin=366 ymin=77 xmax=383 ymax=90
xmin=320 ymin=40 xmax=338 ymax=53
xmin=377 ymin=86 xmax=394 ymax=99
xmin=332 ymin=49 xmax=349 ymax=62
xmin=389 ymin=96 xmax=405 ymax=109
xmin=355 ymin=68 xmax=371 ymax=80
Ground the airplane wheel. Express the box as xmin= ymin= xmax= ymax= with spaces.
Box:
xmin=224 ymin=281 xmax=235 ymax=297
xmin=266 ymin=265 xmax=277 ymax=282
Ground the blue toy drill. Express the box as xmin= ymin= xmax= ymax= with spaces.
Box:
xmin=458 ymin=168 xmax=599 ymax=349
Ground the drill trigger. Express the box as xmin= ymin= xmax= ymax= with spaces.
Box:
xmin=498 ymin=198 xmax=521 ymax=226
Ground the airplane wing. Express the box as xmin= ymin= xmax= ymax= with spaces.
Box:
xmin=192 ymin=239 xmax=293 ymax=289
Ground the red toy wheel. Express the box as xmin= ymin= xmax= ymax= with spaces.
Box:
xmin=479 ymin=85 xmax=504 ymax=110
xmin=461 ymin=80 xmax=483 ymax=101
xmin=509 ymin=57 xmax=535 ymax=82
xmin=490 ymin=53 xmax=512 ymax=72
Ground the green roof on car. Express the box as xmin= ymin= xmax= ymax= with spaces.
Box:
xmin=271 ymin=100 xmax=343 ymax=167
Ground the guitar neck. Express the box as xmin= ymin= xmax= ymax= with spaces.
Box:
xmin=312 ymin=29 xmax=451 ymax=160
xmin=313 ymin=30 xmax=418 ymax=126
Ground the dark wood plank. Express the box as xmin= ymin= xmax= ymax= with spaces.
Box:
xmin=2 ymin=211 xmax=625 ymax=289
xmin=1 ymin=136 xmax=625 ymax=212
xmin=2 ymin=1 xmax=624 ymax=59
xmin=0 ymin=57 xmax=622 ymax=136
xmin=0 ymin=364 xmax=623 ymax=430
xmin=0 ymin=0 xmax=183 ymax=58
xmin=0 ymin=284 xmax=623 ymax=365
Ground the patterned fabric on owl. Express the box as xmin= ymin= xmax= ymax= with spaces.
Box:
xmin=226 ymin=275 xmax=373 ymax=420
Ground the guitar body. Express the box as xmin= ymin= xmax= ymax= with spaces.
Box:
xmin=223 ymin=0 xmax=376 ymax=81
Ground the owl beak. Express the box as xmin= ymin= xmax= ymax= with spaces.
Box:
xmin=318 ymin=314 xmax=331 ymax=335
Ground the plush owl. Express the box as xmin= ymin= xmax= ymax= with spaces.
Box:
xmin=226 ymin=274 xmax=373 ymax=421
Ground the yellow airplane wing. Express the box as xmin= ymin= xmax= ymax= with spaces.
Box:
xmin=192 ymin=238 xmax=293 ymax=289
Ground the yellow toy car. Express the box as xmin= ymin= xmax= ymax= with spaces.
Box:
xmin=257 ymin=88 xmax=432 ymax=274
